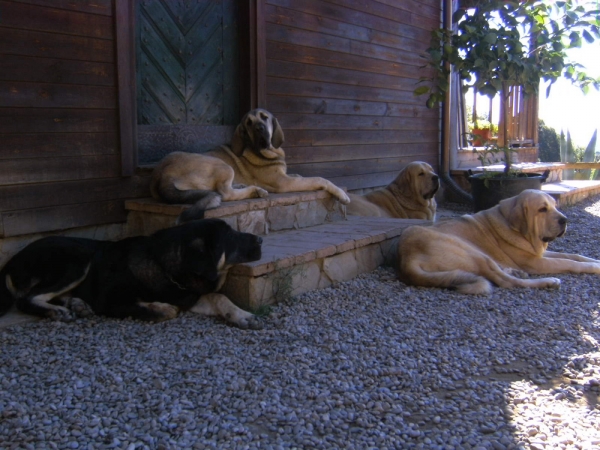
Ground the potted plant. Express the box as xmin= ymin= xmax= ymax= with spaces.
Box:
xmin=415 ymin=0 xmax=600 ymax=210
xmin=469 ymin=118 xmax=496 ymax=146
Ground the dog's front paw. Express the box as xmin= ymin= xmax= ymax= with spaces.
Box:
xmin=236 ymin=314 xmax=263 ymax=330
xmin=256 ymin=187 xmax=269 ymax=198
xmin=544 ymin=277 xmax=561 ymax=289
xmin=67 ymin=297 xmax=95 ymax=318
xmin=337 ymin=191 xmax=351 ymax=205
xmin=47 ymin=307 xmax=75 ymax=322
xmin=147 ymin=302 xmax=179 ymax=322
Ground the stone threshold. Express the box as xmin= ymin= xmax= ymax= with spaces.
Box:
xmin=125 ymin=190 xmax=346 ymax=237
xmin=125 ymin=190 xmax=340 ymax=219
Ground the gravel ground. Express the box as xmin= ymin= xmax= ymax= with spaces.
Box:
xmin=1 ymin=196 xmax=600 ymax=450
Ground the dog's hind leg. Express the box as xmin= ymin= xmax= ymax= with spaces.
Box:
xmin=190 ymin=293 xmax=262 ymax=330
xmin=13 ymin=264 xmax=91 ymax=321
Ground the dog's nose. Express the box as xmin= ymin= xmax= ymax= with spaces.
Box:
xmin=256 ymin=123 xmax=266 ymax=131
xmin=558 ymin=217 xmax=567 ymax=226
xmin=432 ymin=175 xmax=439 ymax=182
xmin=256 ymin=236 xmax=263 ymax=245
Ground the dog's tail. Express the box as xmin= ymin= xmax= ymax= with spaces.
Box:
xmin=0 ymin=271 xmax=15 ymax=317
xmin=176 ymin=195 xmax=222 ymax=224
xmin=151 ymin=176 xmax=221 ymax=204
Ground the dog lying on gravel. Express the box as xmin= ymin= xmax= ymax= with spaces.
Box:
xmin=347 ymin=161 xmax=439 ymax=220
xmin=0 ymin=219 xmax=263 ymax=329
xmin=397 ymin=189 xmax=600 ymax=294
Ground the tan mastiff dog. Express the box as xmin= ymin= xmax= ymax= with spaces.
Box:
xmin=397 ymin=189 xmax=600 ymax=294
xmin=151 ymin=108 xmax=350 ymax=219
xmin=347 ymin=162 xmax=439 ymax=220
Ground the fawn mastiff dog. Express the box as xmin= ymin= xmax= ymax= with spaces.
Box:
xmin=0 ymin=219 xmax=263 ymax=329
xmin=347 ymin=161 xmax=439 ymax=220
xmin=151 ymin=108 xmax=350 ymax=220
xmin=397 ymin=189 xmax=600 ymax=294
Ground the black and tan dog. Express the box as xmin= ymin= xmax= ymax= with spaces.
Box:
xmin=0 ymin=219 xmax=263 ymax=329
xmin=151 ymin=108 xmax=350 ymax=220
xmin=347 ymin=161 xmax=439 ymax=220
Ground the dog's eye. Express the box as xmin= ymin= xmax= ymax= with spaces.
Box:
xmin=418 ymin=172 xmax=425 ymax=176
xmin=539 ymin=207 xmax=548 ymax=213
xmin=246 ymin=118 xmax=253 ymax=127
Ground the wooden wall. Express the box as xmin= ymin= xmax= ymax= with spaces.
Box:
xmin=0 ymin=0 xmax=149 ymax=237
xmin=0 ymin=0 xmax=443 ymax=238
xmin=264 ymin=0 xmax=441 ymax=190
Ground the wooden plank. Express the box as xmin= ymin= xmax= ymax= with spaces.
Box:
xmin=0 ymin=0 xmax=113 ymax=39
xmin=288 ymin=156 xmax=438 ymax=178
xmin=284 ymin=142 xmax=439 ymax=164
xmin=0 ymin=27 xmax=114 ymax=62
xmin=327 ymin=170 xmax=400 ymax=191
xmin=266 ymin=22 xmax=425 ymax=68
xmin=0 ymin=81 xmax=117 ymax=108
xmin=266 ymin=41 xmax=432 ymax=80
xmin=0 ymin=108 xmax=118 ymax=133
xmin=267 ymin=0 xmax=431 ymax=41
xmin=2 ymin=200 xmax=127 ymax=237
xmin=0 ymin=155 xmax=120 ymax=185
xmin=370 ymin=0 xmax=439 ymax=19
xmin=265 ymin=4 xmax=424 ymax=54
xmin=283 ymin=129 xmax=437 ymax=147
xmin=0 ymin=176 xmax=150 ymax=212
xmin=7 ymin=0 xmax=113 ymax=16
xmin=267 ymin=59 xmax=430 ymax=96
xmin=267 ymin=77 xmax=427 ymax=106
xmin=0 ymin=133 xmax=117 ymax=159
xmin=276 ymin=113 xmax=438 ymax=131
xmin=266 ymin=95 xmax=438 ymax=119
xmin=115 ymin=0 xmax=137 ymax=176
xmin=0 ymin=55 xmax=116 ymax=86
xmin=322 ymin=0 xmax=439 ymax=27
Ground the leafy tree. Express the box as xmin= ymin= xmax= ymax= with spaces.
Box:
xmin=416 ymin=0 xmax=600 ymax=175
xmin=538 ymin=120 xmax=561 ymax=162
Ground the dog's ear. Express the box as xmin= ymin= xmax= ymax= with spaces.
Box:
xmin=271 ymin=116 xmax=284 ymax=149
xmin=499 ymin=196 xmax=528 ymax=235
xmin=230 ymin=123 xmax=247 ymax=156
xmin=395 ymin=166 xmax=413 ymax=197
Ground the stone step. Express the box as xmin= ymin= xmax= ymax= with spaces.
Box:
xmin=542 ymin=180 xmax=600 ymax=207
xmin=125 ymin=190 xmax=346 ymax=236
xmin=221 ymin=216 xmax=426 ymax=310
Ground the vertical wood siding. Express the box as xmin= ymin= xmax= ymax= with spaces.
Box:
xmin=0 ymin=0 xmax=149 ymax=237
xmin=264 ymin=0 xmax=441 ymax=190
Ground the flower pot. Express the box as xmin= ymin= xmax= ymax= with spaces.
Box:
xmin=468 ymin=170 xmax=550 ymax=212
xmin=471 ymin=128 xmax=492 ymax=147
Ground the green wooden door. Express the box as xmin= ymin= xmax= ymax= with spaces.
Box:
xmin=136 ymin=0 xmax=240 ymax=163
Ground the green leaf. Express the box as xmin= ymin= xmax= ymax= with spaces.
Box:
xmin=582 ymin=30 xmax=595 ymax=43
xmin=484 ymin=32 xmax=498 ymax=44
xmin=426 ymin=97 xmax=436 ymax=109
xmin=413 ymin=86 xmax=430 ymax=96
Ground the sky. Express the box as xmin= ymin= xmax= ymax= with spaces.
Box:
xmin=538 ymin=42 xmax=600 ymax=149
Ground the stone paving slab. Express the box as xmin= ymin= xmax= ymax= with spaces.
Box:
xmin=542 ymin=180 xmax=600 ymax=207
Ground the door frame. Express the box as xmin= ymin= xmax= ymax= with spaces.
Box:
xmin=114 ymin=0 xmax=266 ymax=175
